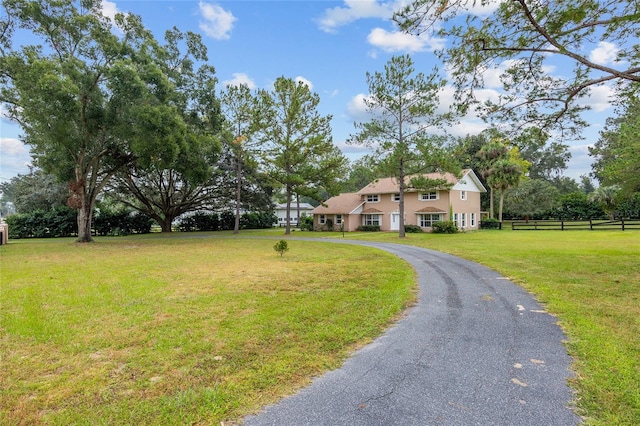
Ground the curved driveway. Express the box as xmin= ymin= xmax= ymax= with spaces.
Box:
xmin=244 ymin=239 xmax=581 ymax=425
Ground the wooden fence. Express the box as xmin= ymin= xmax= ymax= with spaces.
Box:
xmin=511 ymin=219 xmax=640 ymax=231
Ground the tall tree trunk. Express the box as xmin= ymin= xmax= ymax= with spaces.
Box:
xmin=284 ymin=186 xmax=292 ymax=235
xmin=498 ymin=190 xmax=504 ymax=223
xmin=76 ymin=203 xmax=94 ymax=243
xmin=489 ymin=187 xmax=495 ymax=219
xmin=296 ymin=194 xmax=300 ymax=229
xmin=234 ymin=149 xmax=242 ymax=235
xmin=398 ymin=158 xmax=406 ymax=238
xmin=160 ymin=217 xmax=173 ymax=233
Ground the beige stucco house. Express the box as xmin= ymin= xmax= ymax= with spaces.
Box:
xmin=312 ymin=169 xmax=486 ymax=232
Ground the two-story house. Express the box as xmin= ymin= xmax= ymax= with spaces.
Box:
xmin=312 ymin=169 xmax=486 ymax=232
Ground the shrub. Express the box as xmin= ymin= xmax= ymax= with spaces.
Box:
xmin=273 ymin=239 xmax=289 ymax=257
xmin=325 ymin=218 xmax=334 ymax=231
xmin=431 ymin=221 xmax=458 ymax=234
xmin=6 ymin=206 xmax=77 ymax=239
xmin=356 ymin=225 xmax=380 ymax=232
xmin=241 ymin=212 xmax=277 ymax=229
xmin=94 ymin=209 xmax=153 ymax=236
xmin=404 ymin=224 xmax=424 ymax=233
xmin=178 ymin=212 xmax=219 ymax=232
xmin=299 ymin=214 xmax=314 ymax=231
xmin=479 ymin=218 xmax=502 ymax=230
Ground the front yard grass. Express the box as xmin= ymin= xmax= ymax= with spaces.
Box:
xmin=2 ymin=228 xmax=638 ymax=425
xmin=0 ymin=236 xmax=415 ymax=425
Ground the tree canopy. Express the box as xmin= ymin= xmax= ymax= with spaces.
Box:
xmin=395 ymin=0 xmax=640 ymax=137
xmin=0 ymin=0 xmax=193 ymax=241
xmin=254 ymin=77 xmax=347 ymax=235
xmin=590 ymin=94 xmax=640 ymax=194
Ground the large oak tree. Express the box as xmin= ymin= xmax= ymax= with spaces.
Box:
xmin=0 ymin=0 xmax=187 ymax=241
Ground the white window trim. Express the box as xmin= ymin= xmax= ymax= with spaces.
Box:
xmin=461 ymin=213 xmax=466 ymax=228
xmin=470 ymin=212 xmax=476 ymax=227
xmin=366 ymin=194 xmax=380 ymax=203
xmin=335 ymin=214 xmax=343 ymax=225
xmin=417 ymin=213 xmax=443 ymax=227
xmin=362 ymin=214 xmax=381 ymax=226
xmin=392 ymin=193 xmax=400 ymax=202
xmin=319 ymin=214 xmax=326 ymax=224
xmin=418 ymin=191 xmax=439 ymax=201
xmin=460 ymin=190 xmax=467 ymax=201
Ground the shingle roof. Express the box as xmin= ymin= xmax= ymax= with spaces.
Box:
xmin=356 ymin=170 xmax=468 ymax=195
xmin=362 ymin=207 xmax=383 ymax=214
xmin=311 ymin=193 xmax=363 ymax=215
xmin=416 ymin=206 xmax=447 ymax=213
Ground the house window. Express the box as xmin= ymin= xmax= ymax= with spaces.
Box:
xmin=366 ymin=194 xmax=380 ymax=203
xmin=319 ymin=214 xmax=326 ymax=224
xmin=460 ymin=191 xmax=467 ymax=200
xmin=335 ymin=214 xmax=343 ymax=225
xmin=418 ymin=214 xmax=443 ymax=227
xmin=392 ymin=193 xmax=400 ymax=202
xmin=470 ymin=213 xmax=476 ymax=227
xmin=419 ymin=191 xmax=438 ymax=201
xmin=363 ymin=214 xmax=381 ymax=226
xmin=461 ymin=213 xmax=466 ymax=228
xmin=453 ymin=213 xmax=458 ymax=225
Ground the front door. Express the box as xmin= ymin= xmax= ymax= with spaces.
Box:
xmin=390 ymin=213 xmax=400 ymax=231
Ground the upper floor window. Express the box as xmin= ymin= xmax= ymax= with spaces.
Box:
xmin=392 ymin=193 xmax=401 ymax=202
xmin=460 ymin=191 xmax=467 ymax=200
xmin=419 ymin=191 xmax=438 ymax=201
xmin=366 ymin=194 xmax=380 ymax=203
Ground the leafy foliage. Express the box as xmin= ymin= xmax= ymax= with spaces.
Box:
xmin=590 ymin=96 xmax=640 ymax=194
xmin=349 ymin=54 xmax=456 ymax=238
xmin=6 ymin=206 xmax=77 ymax=238
xmin=0 ymin=169 xmax=68 ymax=213
xmin=254 ymin=77 xmax=347 ymax=235
xmin=273 ymin=239 xmax=289 ymax=257
xmin=431 ymin=220 xmax=458 ymax=234
xmin=395 ymin=0 xmax=640 ymax=137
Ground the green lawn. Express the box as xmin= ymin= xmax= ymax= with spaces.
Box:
xmin=0 ymin=236 xmax=415 ymax=425
xmin=1 ymin=229 xmax=638 ymax=425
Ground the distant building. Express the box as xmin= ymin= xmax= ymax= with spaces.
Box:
xmin=274 ymin=202 xmax=315 ymax=227
xmin=312 ymin=169 xmax=486 ymax=232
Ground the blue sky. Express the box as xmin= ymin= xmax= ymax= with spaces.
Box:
xmin=0 ymin=0 xmax=618 ymax=184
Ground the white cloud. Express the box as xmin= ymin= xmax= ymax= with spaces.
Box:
xmin=317 ymin=0 xmax=401 ymax=33
xmin=198 ymin=2 xmax=236 ymax=40
xmin=0 ymin=138 xmax=32 ymax=179
xmin=347 ymin=93 xmax=375 ymax=122
xmin=589 ymin=41 xmax=620 ymax=66
xmin=367 ymin=28 xmax=445 ymax=53
xmin=578 ymin=84 xmax=614 ymax=112
xmin=222 ymin=73 xmax=256 ymax=89
xmin=100 ymin=0 xmax=119 ymax=22
xmin=0 ymin=138 xmax=28 ymax=156
xmin=295 ymin=76 xmax=313 ymax=90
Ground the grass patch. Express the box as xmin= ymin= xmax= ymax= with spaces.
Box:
xmin=1 ymin=235 xmax=415 ymax=425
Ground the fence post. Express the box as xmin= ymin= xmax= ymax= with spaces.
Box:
xmin=590 ymin=219 xmax=593 ymax=230
xmin=622 ymin=218 xmax=625 ymax=231
xmin=561 ymin=220 xmax=564 ymax=231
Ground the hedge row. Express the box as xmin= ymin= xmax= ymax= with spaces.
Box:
xmin=5 ymin=207 xmax=153 ymax=239
xmin=177 ymin=211 xmax=277 ymax=232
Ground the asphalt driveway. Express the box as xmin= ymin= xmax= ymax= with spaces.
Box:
xmin=244 ymin=240 xmax=581 ymax=425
